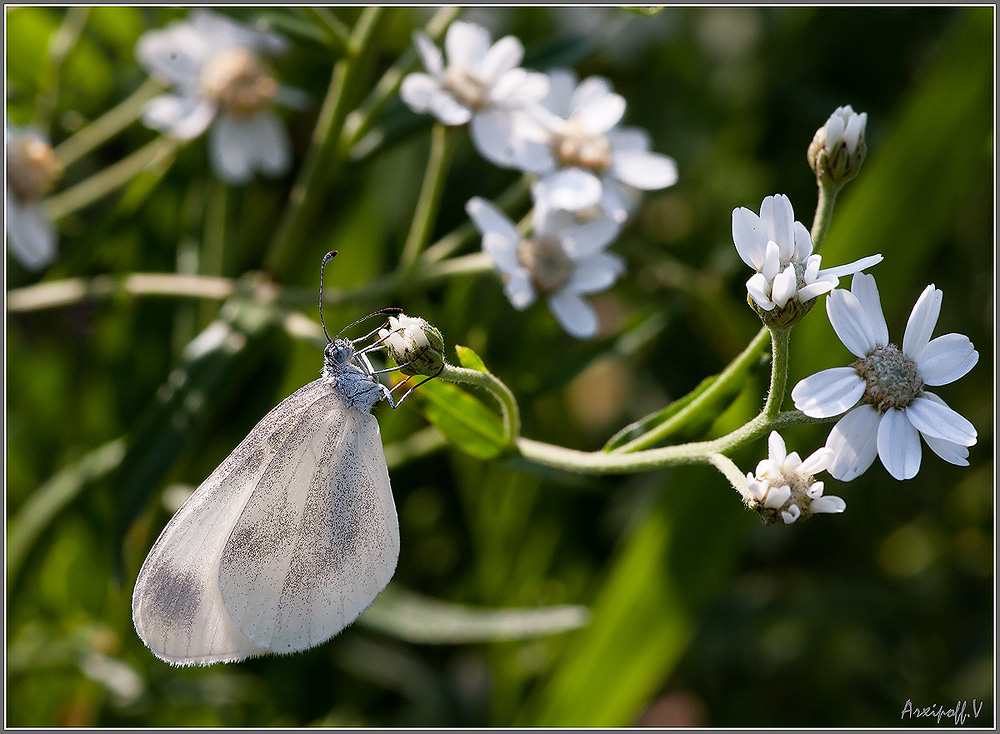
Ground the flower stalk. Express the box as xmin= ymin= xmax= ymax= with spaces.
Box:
xmin=400 ymin=123 xmax=459 ymax=271
xmin=439 ymin=363 xmax=521 ymax=446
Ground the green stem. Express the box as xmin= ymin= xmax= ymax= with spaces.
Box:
xmin=763 ymin=325 xmax=790 ymax=418
xmin=708 ymin=452 xmax=748 ymax=495
xmin=421 ymin=174 xmax=533 ymax=263
xmin=45 ymin=136 xmax=180 ymax=220
xmin=341 ymin=6 xmax=462 ymax=149
xmin=400 ymin=124 xmax=458 ymax=271
xmin=301 ymin=7 xmax=350 ymax=51
xmin=35 ymin=7 xmax=90 ymax=134
xmin=612 ymin=325 xmax=770 ymax=453
xmin=439 ymin=363 xmax=521 ymax=445
xmin=53 ymin=78 xmax=164 ymax=168
xmin=810 ymin=181 xmax=842 ymax=254
xmin=264 ymin=7 xmax=387 ymax=279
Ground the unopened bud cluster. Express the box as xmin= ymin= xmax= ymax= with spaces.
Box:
xmin=379 ymin=314 xmax=446 ymax=377
xmin=808 ymin=105 xmax=868 ymax=187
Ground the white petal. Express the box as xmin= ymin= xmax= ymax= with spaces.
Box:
xmin=759 ymin=194 xmax=794 ymax=258
xmin=732 ymin=207 xmax=768 ymax=270
xmin=533 ymin=169 xmax=602 ymax=212
xmin=746 ymin=273 xmax=774 ymax=310
xmin=848 ymin=271 xmax=889 ymax=348
xmin=798 ymin=447 xmax=834 ymax=476
xmin=916 ymin=333 xmax=978 ymax=386
xmin=466 ymin=197 xmax=520 ymax=244
xmin=827 ymin=287 xmax=878 ymax=358
xmin=819 ymin=253 xmax=883 ymax=280
xmin=767 ymin=431 xmax=787 ymax=465
xmin=541 ymin=68 xmax=577 ymax=117
xmin=445 ymin=21 xmax=490 ymax=70
xmin=503 ymin=271 xmax=536 ymax=310
xmin=792 ymin=220 xmax=814 ymax=261
xmin=877 ymin=408 xmax=922 ymax=480
xmin=791 ymin=367 xmax=866 ymax=418
xmin=565 ymin=252 xmax=625 ymax=294
xmin=843 ymin=113 xmax=864 ymax=153
xmin=470 ymin=111 xmax=518 ymax=167
xmin=606 ymin=125 xmax=651 ymax=153
xmin=135 ymin=24 xmax=210 ymax=92
xmin=905 ymin=395 xmax=977 ymax=447
xmin=190 ymin=9 xmax=286 ymax=55
xmin=917 ymin=393 xmax=970 ymax=466
xmin=559 ymin=218 xmax=620 ymax=259
xmin=796 ymin=280 xmax=836 ymax=303
xmin=824 ymin=113 xmax=846 ymax=148
xmin=478 ymin=35 xmax=523 ymax=82
xmin=547 ymin=290 xmax=598 ymax=339
xmin=761 ymin=240 xmax=781 ymax=282
xmin=598 ymin=179 xmax=634 ymax=223
xmin=764 ymin=484 xmax=790 ymax=509
xmin=610 ymin=151 xmax=678 ymax=191
xmin=570 ymin=76 xmax=614 ymax=114
xmin=400 ymin=73 xmax=441 ymax=113
xmin=494 ymin=70 xmax=549 ymax=107
xmin=429 ymin=90 xmax=473 ymax=126
xmin=208 ymin=116 xmax=253 ymax=184
xmin=483 ymin=232 xmax=524 ymax=279
xmin=771 ymin=264 xmax=797 ymax=308
xmin=413 ymin=31 xmax=444 ymax=77
xmin=745 ymin=474 xmax=766 ymax=502
xmin=577 ymin=93 xmax=626 ymax=134
xmin=781 ymin=504 xmax=801 ymax=524
xmin=143 ymin=95 xmax=216 ymax=140
xmin=901 ymin=284 xmax=942 ymax=359
xmin=809 ymin=495 xmax=846 ymax=514
xmin=825 ymin=404 xmax=880 ymax=481
xmin=244 ymin=111 xmax=291 ymax=177
xmin=6 ymin=198 xmax=56 ymax=271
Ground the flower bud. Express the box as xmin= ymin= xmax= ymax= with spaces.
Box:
xmin=379 ymin=314 xmax=445 ymax=377
xmin=808 ymin=105 xmax=867 ymax=187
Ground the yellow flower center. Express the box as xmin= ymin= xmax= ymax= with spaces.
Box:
xmin=554 ymin=117 xmax=613 ymax=172
xmin=442 ymin=66 xmax=488 ymax=111
xmin=200 ymin=46 xmax=277 ymax=117
xmin=516 ymin=237 xmax=573 ymax=294
xmin=7 ymin=136 xmax=63 ymax=202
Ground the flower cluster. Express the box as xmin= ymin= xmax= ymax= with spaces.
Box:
xmin=742 ymin=432 xmax=846 ymax=525
xmin=402 ymin=21 xmax=678 ymax=339
xmin=136 ymin=9 xmax=296 ymax=185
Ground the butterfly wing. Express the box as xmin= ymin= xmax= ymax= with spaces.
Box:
xmin=132 ymin=379 xmax=332 ymax=666
xmin=216 ymin=387 xmax=399 ymax=654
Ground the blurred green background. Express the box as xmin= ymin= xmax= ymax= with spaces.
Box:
xmin=6 ymin=6 xmax=993 ymax=727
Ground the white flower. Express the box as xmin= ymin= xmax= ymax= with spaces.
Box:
xmin=732 ymin=193 xmax=882 ymax=317
xmin=466 ymin=197 xmax=624 ymax=339
xmin=792 ymin=273 xmax=979 ymax=481
xmin=136 ymin=9 xmax=294 ymax=185
xmin=742 ymin=431 xmax=846 ymax=525
xmin=819 ymin=105 xmax=868 ymax=155
xmin=400 ymin=21 xmax=549 ymax=167
xmin=378 ymin=313 xmax=445 ymax=377
xmin=508 ymin=69 xmax=678 ymax=223
xmin=6 ymin=124 xmax=62 ymax=271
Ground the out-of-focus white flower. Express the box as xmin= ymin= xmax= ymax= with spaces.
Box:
xmin=792 ymin=273 xmax=978 ymax=481
xmin=6 ymin=124 xmax=62 ymax=271
xmin=508 ymin=69 xmax=678 ymax=223
xmin=466 ymin=196 xmax=624 ymax=339
xmin=136 ymin=9 xmax=295 ymax=185
xmin=808 ymin=104 xmax=868 ymax=185
xmin=732 ymin=194 xmax=882 ymax=326
xmin=742 ymin=431 xmax=845 ymax=525
xmin=400 ymin=21 xmax=549 ymax=167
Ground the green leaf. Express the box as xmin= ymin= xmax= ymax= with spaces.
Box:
xmin=359 ymin=585 xmax=590 ymax=644
xmin=604 ymin=372 xmax=721 ymax=450
xmin=416 ymin=379 xmax=505 ymax=460
xmin=454 ymin=344 xmax=487 ymax=373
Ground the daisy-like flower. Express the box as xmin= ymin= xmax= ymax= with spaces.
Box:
xmin=6 ymin=124 xmax=62 ymax=271
xmin=808 ymin=104 xmax=868 ymax=185
xmin=791 ymin=272 xmax=978 ymax=481
xmin=400 ymin=21 xmax=549 ymax=167
xmin=509 ymin=69 xmax=678 ymax=223
xmin=742 ymin=431 xmax=846 ymax=525
xmin=136 ymin=9 xmax=295 ymax=185
xmin=466 ymin=197 xmax=624 ymax=339
xmin=732 ymin=193 xmax=882 ymax=327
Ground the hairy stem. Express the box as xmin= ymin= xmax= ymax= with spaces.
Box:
xmin=810 ymin=181 xmax=842 ymax=254
xmin=440 ymin=363 xmax=521 ymax=445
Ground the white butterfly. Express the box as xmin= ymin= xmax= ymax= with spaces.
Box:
xmin=132 ymin=253 xmax=410 ymax=666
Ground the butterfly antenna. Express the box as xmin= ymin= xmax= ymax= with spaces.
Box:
xmin=319 ymin=251 xmax=338 ymax=344
xmin=336 ymin=306 xmax=403 ymax=341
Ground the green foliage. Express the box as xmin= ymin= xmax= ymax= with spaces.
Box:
xmin=6 ymin=6 xmax=993 ymax=728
